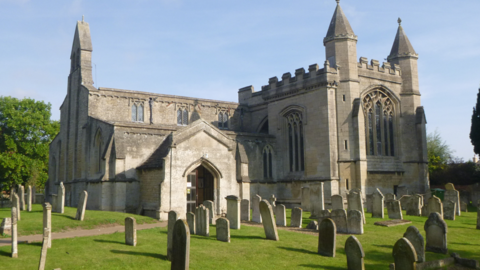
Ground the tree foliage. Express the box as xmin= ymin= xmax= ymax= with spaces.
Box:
xmin=427 ymin=129 xmax=453 ymax=176
xmin=470 ymin=87 xmax=480 ymax=154
xmin=0 ymin=96 xmax=59 ymax=191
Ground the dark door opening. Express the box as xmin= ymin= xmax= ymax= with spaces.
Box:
xmin=186 ymin=165 xmax=214 ymax=213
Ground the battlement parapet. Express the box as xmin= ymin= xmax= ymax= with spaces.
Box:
xmin=357 ymin=56 xmax=401 ymax=76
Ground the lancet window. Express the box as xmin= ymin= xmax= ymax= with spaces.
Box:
xmin=286 ymin=110 xmax=305 ymax=172
xmin=263 ymin=145 xmax=273 ymax=179
xmin=218 ymin=112 xmax=229 ymax=129
xmin=131 ymin=103 xmax=144 ymax=122
xmin=177 ymin=108 xmax=188 ymax=126
xmin=363 ymin=90 xmax=395 ymax=156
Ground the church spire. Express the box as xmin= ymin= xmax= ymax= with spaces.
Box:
xmin=387 ymin=18 xmax=418 ymax=60
xmin=324 ymin=0 xmax=357 ymax=44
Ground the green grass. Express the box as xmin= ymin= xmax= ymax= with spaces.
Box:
xmin=0 ymin=207 xmax=479 ymax=269
xmin=0 ymin=204 xmax=158 ymax=236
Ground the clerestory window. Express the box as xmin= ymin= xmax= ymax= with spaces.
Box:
xmin=363 ymin=90 xmax=395 ymax=156
xmin=218 ymin=112 xmax=229 ymax=129
xmin=177 ymin=108 xmax=188 ymax=126
xmin=131 ymin=103 xmax=144 ymax=122
xmin=286 ymin=111 xmax=305 ymax=172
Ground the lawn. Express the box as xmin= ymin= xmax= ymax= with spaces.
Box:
xmin=0 ymin=206 xmax=479 ymax=269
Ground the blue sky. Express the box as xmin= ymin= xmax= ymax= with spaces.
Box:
xmin=0 ymin=0 xmax=478 ymax=161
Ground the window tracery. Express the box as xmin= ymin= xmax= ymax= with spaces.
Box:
xmin=218 ymin=111 xmax=229 ymax=129
xmin=177 ymin=108 xmax=188 ymax=126
xmin=131 ymin=103 xmax=144 ymax=122
xmin=363 ymin=90 xmax=395 ymax=156
xmin=286 ymin=110 xmax=304 ymax=172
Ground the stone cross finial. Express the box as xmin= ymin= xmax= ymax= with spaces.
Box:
xmin=398 ymin=17 xmax=402 ymax=26
xmin=336 ymin=0 xmax=340 ymax=4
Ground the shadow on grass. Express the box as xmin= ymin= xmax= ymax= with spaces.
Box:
xmin=54 ymin=214 xmax=76 ymax=220
xmin=277 ymin=246 xmax=317 ymax=255
xmin=230 ymin=235 xmax=263 ymax=240
xmin=372 ymin=244 xmax=393 ymax=249
xmin=110 ymin=250 xmax=168 ymax=260
xmin=0 ymin=249 xmax=11 ymax=257
xmin=94 ymin=239 xmax=124 ymax=245
xmin=298 ymin=264 xmax=344 ymax=269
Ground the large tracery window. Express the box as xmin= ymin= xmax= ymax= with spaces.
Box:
xmin=263 ymin=145 xmax=273 ymax=179
xmin=286 ymin=111 xmax=305 ymax=172
xmin=363 ymin=90 xmax=395 ymax=156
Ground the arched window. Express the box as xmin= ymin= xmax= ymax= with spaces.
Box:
xmin=131 ymin=104 xmax=137 ymax=121
xmin=94 ymin=131 xmax=103 ymax=173
xmin=218 ymin=112 xmax=229 ymax=129
xmin=285 ymin=111 xmax=304 ymax=172
xmin=363 ymin=90 xmax=395 ymax=156
xmin=177 ymin=108 xmax=188 ymax=126
xmin=263 ymin=145 xmax=273 ymax=179
xmin=131 ymin=103 xmax=144 ymax=122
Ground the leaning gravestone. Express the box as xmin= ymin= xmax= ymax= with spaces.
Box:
xmin=0 ymin=218 xmax=11 ymax=235
xmin=392 ymin=237 xmax=417 ymax=270
xmin=19 ymin=185 xmax=25 ymax=211
xmin=43 ymin=202 xmax=52 ymax=248
xmin=241 ymin=199 xmax=250 ymax=221
xmin=403 ymin=226 xmax=425 ymax=262
xmin=252 ymin=194 xmax=262 ymax=223
xmin=331 ymin=209 xmax=348 ymax=233
xmin=38 ymin=228 xmax=50 ymax=270
xmin=75 ymin=190 xmax=88 ymax=221
xmin=347 ymin=189 xmax=365 ymax=224
xmin=345 ymin=235 xmax=365 ymax=270
xmin=318 ymin=218 xmax=336 ymax=257
xmin=57 ymin=182 xmax=65 ymax=214
xmin=225 ymin=195 xmax=241 ymax=229
xmin=385 ymin=193 xmax=396 ymax=202
xmin=216 ymin=217 xmax=230 ymax=243
xmin=195 ymin=205 xmax=209 ymax=237
xmin=406 ymin=195 xmax=422 ymax=216
xmin=443 ymin=200 xmax=456 ymax=221
xmin=309 ymin=183 xmax=325 ymax=218
xmin=347 ymin=210 xmax=364 ymax=235
xmin=372 ymin=188 xmax=384 ymax=218
xmin=366 ymin=194 xmax=373 ymax=213
xmin=171 ymin=219 xmax=190 ymax=270
xmin=427 ymin=196 xmax=443 ymax=219
xmin=301 ymin=187 xmax=311 ymax=212
xmin=275 ymin=204 xmax=286 ymax=227
xmin=27 ymin=185 xmax=32 ymax=212
xmin=400 ymin=195 xmax=411 ymax=211
xmin=203 ymin=200 xmax=216 ymax=225
xmin=331 ymin=195 xmax=344 ymax=210
xmin=167 ymin=210 xmax=180 ymax=261
xmin=11 ymin=206 xmax=18 ymax=258
xmin=290 ymin=207 xmax=302 ymax=228
xmin=259 ymin=200 xmax=279 ymax=241
xmin=424 ymin=212 xmax=448 ymax=254
xmin=386 ymin=200 xmax=403 ymax=220
xmin=125 ymin=217 xmax=136 ymax=246
xmin=186 ymin=212 xmax=195 ymax=235
xmin=12 ymin=193 xmax=20 ymax=221
xmin=444 ymin=187 xmax=461 ymax=216
xmin=318 ymin=209 xmax=331 ymax=224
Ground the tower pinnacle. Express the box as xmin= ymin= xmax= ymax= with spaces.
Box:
xmin=336 ymin=0 xmax=340 ymax=5
xmin=387 ymin=19 xmax=417 ymax=60
xmin=398 ymin=17 xmax=401 ymax=26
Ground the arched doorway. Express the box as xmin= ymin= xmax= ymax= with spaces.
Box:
xmin=186 ymin=165 xmax=215 ymax=213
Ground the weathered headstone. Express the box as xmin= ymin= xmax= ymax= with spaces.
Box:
xmin=427 ymin=196 xmax=443 ymax=219
xmin=301 ymin=187 xmax=311 ymax=212
xmin=366 ymin=194 xmax=373 ymax=213
xmin=57 ymin=182 xmax=65 ymax=214
xmin=421 ymin=204 xmax=429 ymax=217
xmin=406 ymin=195 xmax=422 ymax=216
xmin=11 ymin=206 xmax=18 ymax=258
xmin=186 ymin=212 xmax=195 ymax=235
xmin=399 ymin=195 xmax=411 ymax=210
xmin=443 ymin=200 xmax=456 ymax=221
xmin=38 ymin=228 xmax=50 ymax=270
xmin=167 ymin=210 xmax=180 ymax=261
xmin=171 ymin=219 xmax=190 ymax=270
xmin=241 ymin=199 xmax=250 ymax=221
xmin=19 ymin=185 xmax=25 ymax=211
xmin=386 ymin=200 xmax=403 ymax=220
xmin=403 ymin=226 xmax=425 ymax=262
xmin=372 ymin=188 xmax=384 ymax=218
xmin=252 ymin=194 xmax=262 ymax=223
xmin=347 ymin=190 xmax=366 ymax=224
xmin=259 ymin=200 xmax=279 ymax=241
xmin=43 ymin=202 xmax=52 ymax=248
xmin=392 ymin=237 xmax=417 ymax=270
xmin=51 ymin=194 xmax=57 ymax=213
xmin=12 ymin=193 xmax=20 ymax=221
xmin=27 ymin=185 xmax=32 ymax=212
xmin=460 ymin=201 xmax=468 ymax=212
xmin=225 ymin=195 xmax=241 ymax=229
xmin=318 ymin=218 xmax=336 ymax=257
xmin=306 ymin=220 xmax=318 ymax=230
xmin=385 ymin=193 xmax=396 ymax=202
xmin=125 ymin=217 xmax=137 ymax=246
xmin=345 ymin=235 xmax=365 ymax=270
xmin=347 ymin=210 xmax=364 ymax=234
xmin=424 ymin=212 xmax=448 ymax=254
xmin=445 ymin=183 xmax=455 ymax=191
xmin=203 ymin=200 xmax=216 ymax=225
xmin=309 ymin=183 xmax=325 ymax=218
xmin=318 ymin=209 xmax=331 ymax=224
xmin=216 ymin=217 xmax=230 ymax=243
xmin=444 ymin=188 xmax=461 ymax=216
xmin=275 ymin=204 xmax=286 ymax=226
xmin=0 ymin=218 xmax=11 ymax=235
xmin=75 ymin=190 xmax=88 ymax=221
xmin=290 ymin=207 xmax=303 ymax=228
xmin=195 ymin=205 xmax=209 ymax=237
xmin=331 ymin=209 xmax=348 ymax=233
xmin=331 ymin=194 xmax=344 ymax=210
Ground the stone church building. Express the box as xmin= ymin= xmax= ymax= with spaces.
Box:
xmin=47 ymin=1 xmax=428 ymax=219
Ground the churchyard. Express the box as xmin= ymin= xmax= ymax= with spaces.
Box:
xmin=1 ymin=203 xmax=479 ymax=269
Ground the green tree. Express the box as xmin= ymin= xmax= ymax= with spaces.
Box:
xmin=0 ymin=96 xmax=59 ymax=191
xmin=470 ymin=87 xmax=480 ymax=154
xmin=427 ymin=129 xmax=453 ymax=176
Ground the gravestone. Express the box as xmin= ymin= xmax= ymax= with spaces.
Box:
xmin=445 ymin=183 xmax=455 ymax=191
xmin=400 ymin=195 xmax=411 ymax=210
xmin=259 ymin=200 xmax=279 ymax=241
xmin=269 ymin=194 xmax=277 ymax=210
xmin=309 ymin=183 xmax=325 ymax=218
xmin=241 ymin=199 xmax=250 ymax=221
xmin=203 ymin=200 xmax=216 ymax=225
xmin=51 ymin=194 xmax=57 ymax=213
xmin=444 ymin=188 xmax=461 ymax=216
xmin=225 ymin=195 xmax=241 ymax=229
xmin=27 ymin=185 xmax=32 ymax=212
xmin=403 ymin=226 xmax=425 ymax=262
xmin=443 ymin=200 xmax=456 ymax=221
xmin=306 ymin=220 xmax=318 ymax=230
xmin=75 ymin=190 xmax=88 ymax=221
xmin=125 ymin=217 xmax=136 ymax=246
xmin=345 ymin=235 xmax=365 ymax=270
xmin=460 ymin=201 xmax=468 ymax=212
xmin=186 ymin=212 xmax=195 ymax=235
xmin=427 ymin=196 xmax=443 ymax=218
xmin=57 ymin=182 xmax=65 ymax=214
xmin=331 ymin=195 xmax=344 ymax=210
xmin=171 ymin=219 xmax=190 ymax=270
xmin=421 ymin=204 xmax=429 ymax=217
xmin=318 ymin=218 xmax=336 ymax=257
xmin=318 ymin=209 xmax=331 ymax=223
xmin=385 ymin=193 xmax=396 ymax=202
xmin=43 ymin=202 xmax=52 ymax=248
xmin=216 ymin=217 xmax=230 ymax=243
xmin=195 ymin=205 xmax=209 ymax=237
xmin=331 ymin=209 xmax=348 ymax=233
xmin=406 ymin=195 xmax=421 ymax=216
xmin=19 ymin=185 xmax=25 ymax=211
xmin=0 ymin=218 xmax=11 ymax=235
xmin=290 ymin=207 xmax=302 ymax=228
xmin=392 ymin=237 xmax=417 ymax=270
xmin=11 ymin=206 xmax=18 ymax=258
xmin=372 ymin=188 xmax=384 ymax=218
xmin=167 ymin=210 xmax=180 ymax=261
xmin=38 ymin=228 xmax=50 ymax=270
xmin=386 ymin=200 xmax=403 ymax=220
xmin=252 ymin=194 xmax=262 ymax=223
xmin=347 ymin=190 xmax=365 ymax=224
xmin=301 ymin=187 xmax=311 ymax=212
xmin=12 ymin=193 xmax=20 ymax=221
xmin=424 ymin=212 xmax=448 ymax=254
xmin=366 ymin=194 xmax=373 ymax=213
xmin=347 ymin=210 xmax=364 ymax=234
xmin=275 ymin=204 xmax=286 ymax=226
